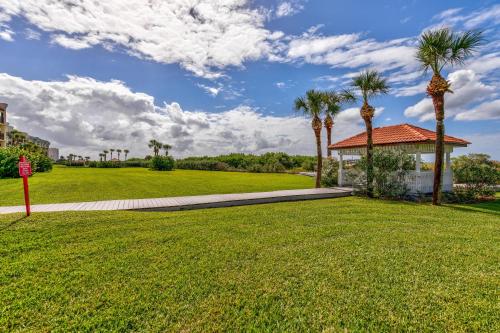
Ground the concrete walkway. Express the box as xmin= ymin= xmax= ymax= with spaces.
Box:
xmin=0 ymin=188 xmax=352 ymax=214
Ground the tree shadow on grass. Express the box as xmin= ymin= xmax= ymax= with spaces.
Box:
xmin=444 ymin=199 xmax=500 ymax=217
xmin=0 ymin=216 xmax=28 ymax=232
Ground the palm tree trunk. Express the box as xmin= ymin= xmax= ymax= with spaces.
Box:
xmin=364 ymin=118 xmax=374 ymax=198
xmin=432 ymin=95 xmax=445 ymax=205
xmin=315 ymin=128 xmax=322 ymax=188
xmin=326 ymin=126 xmax=332 ymax=158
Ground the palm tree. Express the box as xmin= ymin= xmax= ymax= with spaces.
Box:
xmin=116 ymin=149 xmax=122 ymax=161
xmin=416 ymin=28 xmax=483 ymax=205
xmin=162 ymin=144 xmax=172 ymax=156
xmin=124 ymin=149 xmax=129 ymax=161
xmin=294 ymin=89 xmax=326 ymax=188
xmin=322 ymin=90 xmax=356 ymax=158
xmin=103 ymin=150 xmax=108 ymax=161
xmin=99 ymin=153 xmax=104 ymax=162
xmin=352 ymin=70 xmax=389 ymax=198
xmin=109 ymin=149 xmax=115 ymax=160
xmin=148 ymin=139 xmax=162 ymax=156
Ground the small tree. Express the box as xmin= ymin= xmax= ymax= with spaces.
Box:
xmin=103 ymin=150 xmax=108 ymax=161
xmin=124 ymin=149 xmax=129 ymax=161
xmin=351 ymin=70 xmax=389 ymax=198
xmin=294 ymin=90 xmax=326 ymax=188
xmin=109 ymin=149 xmax=115 ymax=160
xmin=451 ymin=154 xmax=498 ymax=200
xmin=116 ymin=149 xmax=122 ymax=161
xmin=148 ymin=140 xmax=162 ymax=156
xmin=162 ymin=144 xmax=172 ymax=156
xmin=416 ymin=28 xmax=483 ymax=205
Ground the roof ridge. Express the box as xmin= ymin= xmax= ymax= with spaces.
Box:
xmin=403 ymin=123 xmax=428 ymax=140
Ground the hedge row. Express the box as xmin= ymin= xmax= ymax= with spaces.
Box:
xmin=0 ymin=147 xmax=53 ymax=178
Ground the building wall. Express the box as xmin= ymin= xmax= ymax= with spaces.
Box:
xmin=0 ymin=103 xmax=7 ymax=148
xmin=48 ymin=148 xmax=60 ymax=161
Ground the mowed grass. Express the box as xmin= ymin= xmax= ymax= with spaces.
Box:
xmin=0 ymin=166 xmax=314 ymax=206
xmin=0 ymin=197 xmax=498 ymax=332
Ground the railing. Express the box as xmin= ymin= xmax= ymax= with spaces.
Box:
xmin=339 ymin=169 xmax=454 ymax=193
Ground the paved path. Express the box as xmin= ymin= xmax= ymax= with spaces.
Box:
xmin=0 ymin=188 xmax=352 ymax=214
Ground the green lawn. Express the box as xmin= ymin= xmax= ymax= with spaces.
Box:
xmin=0 ymin=166 xmax=314 ymax=206
xmin=0 ymin=197 xmax=498 ymax=332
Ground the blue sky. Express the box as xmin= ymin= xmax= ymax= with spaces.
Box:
xmin=0 ymin=0 xmax=499 ymax=159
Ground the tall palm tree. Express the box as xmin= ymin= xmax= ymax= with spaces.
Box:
xmin=148 ymin=139 xmax=162 ymax=156
xmin=162 ymin=144 xmax=172 ymax=156
xmin=352 ymin=70 xmax=389 ymax=198
xmin=109 ymin=148 xmax=115 ymax=160
xmin=124 ymin=149 xmax=129 ymax=161
xmin=322 ymin=90 xmax=356 ymax=158
xmin=416 ymin=28 xmax=483 ymax=205
xmin=294 ymin=89 xmax=326 ymax=188
xmin=103 ymin=150 xmax=108 ymax=161
xmin=116 ymin=149 xmax=122 ymax=161
xmin=99 ymin=153 xmax=104 ymax=162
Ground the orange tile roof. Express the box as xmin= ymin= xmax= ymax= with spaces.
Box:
xmin=330 ymin=123 xmax=470 ymax=149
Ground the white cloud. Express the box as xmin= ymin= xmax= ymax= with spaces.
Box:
xmin=275 ymin=1 xmax=304 ymax=18
xmin=0 ymin=73 xmax=366 ymax=159
xmin=0 ymin=29 xmax=13 ymax=41
xmin=427 ymin=4 xmax=500 ymax=30
xmin=275 ymin=82 xmax=286 ymax=88
xmin=285 ymin=29 xmax=419 ymax=74
xmin=455 ymin=99 xmax=500 ymax=120
xmin=0 ymin=0 xmax=280 ymax=79
xmin=24 ymin=28 xmax=41 ymax=40
xmin=404 ymin=69 xmax=497 ymax=121
xmin=197 ymin=83 xmax=221 ymax=97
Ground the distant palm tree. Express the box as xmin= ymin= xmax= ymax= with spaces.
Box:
xmin=148 ymin=139 xmax=162 ymax=156
xmin=124 ymin=149 xmax=129 ymax=161
xmin=109 ymin=149 xmax=115 ymax=160
xmin=352 ymin=70 xmax=389 ymax=198
xmin=116 ymin=149 xmax=122 ymax=160
xmin=99 ymin=153 xmax=104 ymax=162
xmin=103 ymin=150 xmax=109 ymax=161
xmin=294 ymin=89 xmax=326 ymax=188
xmin=322 ymin=90 xmax=356 ymax=158
xmin=416 ymin=28 xmax=483 ymax=205
xmin=85 ymin=156 xmax=90 ymax=162
xmin=162 ymin=144 xmax=172 ymax=156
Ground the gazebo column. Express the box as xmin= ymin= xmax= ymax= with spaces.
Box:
xmin=415 ymin=151 xmax=421 ymax=172
xmin=338 ymin=152 xmax=344 ymax=186
xmin=445 ymin=151 xmax=451 ymax=171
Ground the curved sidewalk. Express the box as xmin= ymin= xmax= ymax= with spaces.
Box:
xmin=0 ymin=188 xmax=353 ymax=214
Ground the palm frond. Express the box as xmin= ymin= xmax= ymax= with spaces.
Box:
xmin=449 ymin=30 xmax=483 ymax=66
xmin=351 ymin=70 xmax=389 ymax=102
xmin=294 ymin=90 xmax=324 ymax=117
xmin=416 ymin=28 xmax=483 ymax=74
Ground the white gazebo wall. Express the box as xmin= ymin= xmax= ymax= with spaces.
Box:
xmin=337 ymin=143 xmax=458 ymax=193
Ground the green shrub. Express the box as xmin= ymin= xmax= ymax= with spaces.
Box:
xmin=321 ymin=159 xmax=338 ymax=187
xmin=0 ymin=147 xmax=53 ymax=178
xmin=449 ymin=154 xmax=498 ymax=202
xmin=89 ymin=161 xmax=121 ymax=168
xmin=352 ymin=149 xmax=414 ymax=199
xmin=122 ymin=160 xmax=151 ymax=168
xmin=301 ymin=159 xmax=316 ymax=172
xmin=151 ymin=156 xmax=175 ymax=171
xmin=175 ymin=153 xmax=315 ymax=173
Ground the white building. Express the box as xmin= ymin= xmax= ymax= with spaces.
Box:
xmin=48 ymin=148 xmax=60 ymax=161
xmin=329 ymin=123 xmax=470 ymax=194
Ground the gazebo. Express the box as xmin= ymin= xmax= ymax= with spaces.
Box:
xmin=329 ymin=124 xmax=470 ymax=193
